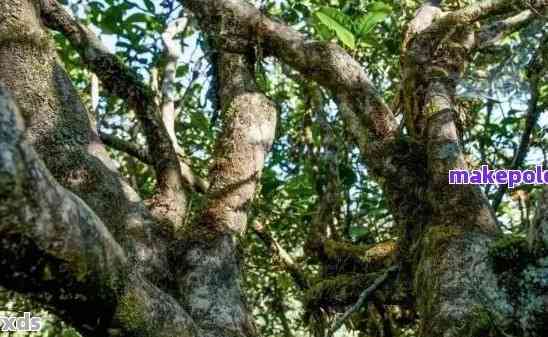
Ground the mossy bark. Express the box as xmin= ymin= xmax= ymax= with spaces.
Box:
xmin=0 ymin=0 xmax=171 ymax=285
xmin=175 ymin=52 xmax=276 ymax=337
xmin=0 ymin=85 xmax=197 ymax=337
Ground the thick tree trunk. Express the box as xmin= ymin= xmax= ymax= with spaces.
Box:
xmin=2 ymin=1 xmax=548 ymax=337
xmin=175 ymin=51 xmax=277 ymax=337
xmin=0 ymin=83 xmax=198 ymax=337
xmin=0 ymin=0 xmax=170 ymax=283
xmin=1 ymin=2 xmax=279 ymax=336
xmin=182 ymin=1 xmax=548 ymax=337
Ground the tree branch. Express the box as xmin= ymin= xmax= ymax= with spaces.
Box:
xmin=174 ymin=51 xmax=277 ymax=336
xmin=183 ymin=0 xmax=399 ymax=177
xmin=158 ymin=16 xmax=210 ymax=194
xmin=327 ymin=266 xmax=399 ymax=337
xmin=99 ymin=131 xmax=209 ymax=193
xmin=39 ymin=0 xmax=189 ymax=227
xmin=99 ymin=131 xmax=152 ymax=164
xmin=0 ymin=0 xmax=175 ymax=287
xmin=492 ymin=34 xmax=548 ymax=211
xmin=476 ymin=10 xmax=537 ymax=49
xmin=161 ymin=16 xmax=188 ymax=158
xmin=430 ymin=0 xmax=547 ymax=29
xmin=253 ymin=221 xmax=310 ymax=291
xmin=0 ymin=84 xmax=198 ymax=337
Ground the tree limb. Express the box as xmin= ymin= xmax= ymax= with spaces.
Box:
xmin=99 ymin=131 xmax=152 ymax=164
xmin=174 ymin=51 xmax=277 ymax=337
xmin=0 ymin=84 xmax=198 ymax=337
xmin=253 ymin=221 xmax=310 ymax=291
xmin=327 ymin=266 xmax=399 ymax=337
xmin=183 ymin=0 xmax=399 ymax=177
xmin=158 ymin=16 xmax=210 ymax=194
xmin=0 ymin=0 xmax=175 ymax=286
xmin=428 ymin=0 xmax=547 ymax=30
xmin=476 ymin=10 xmax=538 ymax=49
xmin=492 ymin=33 xmax=548 ymax=211
xmin=161 ymin=16 xmax=188 ymax=158
xmin=99 ymin=131 xmax=209 ymax=193
xmin=39 ymin=0 xmax=189 ymax=227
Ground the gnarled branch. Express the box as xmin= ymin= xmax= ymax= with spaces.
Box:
xmin=39 ymin=0 xmax=189 ymax=227
xmin=183 ymin=0 xmax=399 ymax=178
xmin=0 ymin=84 xmax=197 ymax=337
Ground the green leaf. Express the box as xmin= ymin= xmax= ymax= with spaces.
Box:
xmin=350 ymin=226 xmax=371 ymax=239
xmin=355 ymin=2 xmax=392 ymax=38
xmin=125 ymin=13 xmax=150 ymax=24
xmin=176 ymin=64 xmax=190 ymax=78
xmin=370 ymin=1 xmax=392 ymax=13
xmin=312 ymin=15 xmax=335 ymax=41
xmin=314 ymin=7 xmax=356 ymax=49
xmin=143 ymin=0 xmax=155 ymax=12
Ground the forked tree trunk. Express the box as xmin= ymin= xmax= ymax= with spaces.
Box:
xmin=1 ymin=1 xmax=548 ymax=337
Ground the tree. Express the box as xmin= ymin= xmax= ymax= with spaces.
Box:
xmin=0 ymin=0 xmax=547 ymax=336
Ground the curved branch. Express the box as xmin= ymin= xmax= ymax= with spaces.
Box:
xmin=327 ymin=266 xmax=399 ymax=337
xmin=0 ymin=84 xmax=197 ymax=337
xmin=39 ymin=0 xmax=189 ymax=227
xmin=183 ymin=0 xmax=399 ymax=176
xmin=175 ymin=52 xmax=277 ymax=337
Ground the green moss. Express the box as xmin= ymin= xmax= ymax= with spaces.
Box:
xmin=116 ymin=288 xmax=147 ymax=333
xmin=303 ymin=273 xmax=372 ymax=319
xmin=459 ymin=306 xmax=501 ymax=337
xmin=423 ymin=225 xmax=465 ymax=254
xmin=414 ymin=226 xmax=465 ymax=317
xmin=487 ymin=234 xmax=544 ymax=305
xmin=488 ymin=235 xmax=532 ymax=275
xmin=322 ymin=240 xmax=398 ymax=276
xmin=323 ymin=240 xmax=372 ymax=265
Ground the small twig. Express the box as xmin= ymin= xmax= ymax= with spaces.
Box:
xmin=99 ymin=131 xmax=151 ymax=164
xmin=327 ymin=265 xmax=399 ymax=337
xmin=253 ymin=220 xmax=310 ymax=290
xmin=492 ymin=34 xmax=548 ymax=211
xmin=100 ymin=131 xmax=209 ymax=193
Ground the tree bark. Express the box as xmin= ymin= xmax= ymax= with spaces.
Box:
xmin=174 ymin=51 xmax=277 ymax=337
xmin=0 ymin=0 xmax=171 ymax=285
xmin=0 ymin=83 xmax=198 ymax=337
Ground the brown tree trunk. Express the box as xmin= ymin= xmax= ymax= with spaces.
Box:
xmin=2 ymin=1 xmax=548 ymax=337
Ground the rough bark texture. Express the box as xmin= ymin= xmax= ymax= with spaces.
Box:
xmin=0 ymin=84 xmax=198 ymax=337
xmin=175 ymin=51 xmax=277 ymax=337
xmin=2 ymin=0 xmax=548 ymax=336
xmin=0 ymin=0 xmax=170 ymax=284
xmin=181 ymin=0 xmax=548 ymax=336
xmin=40 ymin=0 xmax=190 ymax=228
xmin=404 ymin=3 xmax=547 ymax=336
